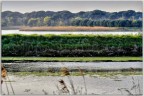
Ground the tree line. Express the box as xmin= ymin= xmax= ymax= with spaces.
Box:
xmin=2 ymin=10 xmax=142 ymax=27
xmin=71 ymin=19 xmax=142 ymax=27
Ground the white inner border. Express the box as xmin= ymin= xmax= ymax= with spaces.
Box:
xmin=0 ymin=0 xmax=143 ymax=96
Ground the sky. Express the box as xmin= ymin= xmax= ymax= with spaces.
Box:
xmin=2 ymin=1 xmax=143 ymax=13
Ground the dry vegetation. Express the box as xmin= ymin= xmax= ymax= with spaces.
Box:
xmin=20 ymin=26 xmax=120 ymax=31
xmin=1 ymin=66 xmax=15 ymax=95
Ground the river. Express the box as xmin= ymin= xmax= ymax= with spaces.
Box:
xmin=3 ymin=62 xmax=142 ymax=72
xmin=2 ymin=30 xmax=142 ymax=35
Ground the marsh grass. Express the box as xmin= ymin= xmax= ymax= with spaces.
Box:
xmin=1 ymin=66 xmax=15 ymax=95
xmin=20 ymin=26 xmax=119 ymax=31
xmin=118 ymin=69 xmax=142 ymax=96
xmin=10 ymin=71 xmax=142 ymax=77
xmin=118 ymin=77 xmax=142 ymax=96
xmin=2 ymin=66 xmax=9 ymax=95
xmin=58 ymin=79 xmax=69 ymax=94
xmin=60 ymin=67 xmax=76 ymax=95
xmin=78 ymin=67 xmax=87 ymax=95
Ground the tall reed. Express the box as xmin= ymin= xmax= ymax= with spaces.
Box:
xmin=60 ymin=67 xmax=76 ymax=95
xmin=78 ymin=67 xmax=87 ymax=95
xmin=1 ymin=66 xmax=15 ymax=95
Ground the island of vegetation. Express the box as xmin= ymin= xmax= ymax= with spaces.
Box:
xmin=2 ymin=34 xmax=142 ymax=62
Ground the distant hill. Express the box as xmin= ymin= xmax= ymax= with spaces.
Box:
xmin=2 ymin=10 xmax=142 ymax=27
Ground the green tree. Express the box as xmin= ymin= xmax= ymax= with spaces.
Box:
xmin=27 ymin=18 xmax=39 ymax=26
xmin=43 ymin=16 xmax=51 ymax=26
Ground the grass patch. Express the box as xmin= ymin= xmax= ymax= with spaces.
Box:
xmin=9 ymin=71 xmax=142 ymax=77
xmin=87 ymin=71 xmax=142 ymax=77
xmin=2 ymin=57 xmax=142 ymax=62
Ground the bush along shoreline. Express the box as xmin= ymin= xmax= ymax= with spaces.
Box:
xmin=2 ymin=34 xmax=142 ymax=57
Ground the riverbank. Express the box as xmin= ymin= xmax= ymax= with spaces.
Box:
xmin=2 ymin=57 xmax=142 ymax=63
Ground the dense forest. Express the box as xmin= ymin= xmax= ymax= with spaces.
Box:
xmin=2 ymin=34 xmax=142 ymax=57
xmin=2 ymin=10 xmax=142 ymax=27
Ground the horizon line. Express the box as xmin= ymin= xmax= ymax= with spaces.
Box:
xmin=2 ymin=9 xmax=142 ymax=14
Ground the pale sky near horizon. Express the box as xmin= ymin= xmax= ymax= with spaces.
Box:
xmin=2 ymin=1 xmax=143 ymax=13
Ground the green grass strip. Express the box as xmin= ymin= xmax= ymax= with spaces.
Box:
xmin=9 ymin=71 xmax=142 ymax=77
xmin=2 ymin=57 xmax=142 ymax=62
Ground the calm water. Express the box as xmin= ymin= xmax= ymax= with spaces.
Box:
xmin=2 ymin=75 xmax=142 ymax=95
xmin=2 ymin=30 xmax=142 ymax=35
xmin=4 ymin=62 xmax=142 ymax=72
